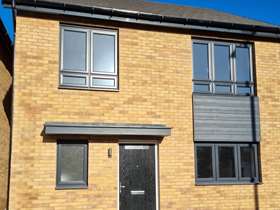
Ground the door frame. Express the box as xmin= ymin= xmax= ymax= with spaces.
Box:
xmin=117 ymin=140 xmax=159 ymax=210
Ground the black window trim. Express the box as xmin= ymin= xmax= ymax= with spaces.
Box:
xmin=192 ymin=39 xmax=255 ymax=96
xmin=59 ymin=25 xmax=118 ymax=91
xmin=56 ymin=140 xmax=88 ymax=189
xmin=195 ymin=143 xmax=260 ymax=185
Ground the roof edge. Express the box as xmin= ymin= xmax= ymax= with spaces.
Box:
xmin=4 ymin=0 xmax=280 ymax=39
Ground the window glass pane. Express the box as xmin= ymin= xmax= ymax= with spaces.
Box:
xmin=237 ymin=86 xmax=251 ymax=95
xmin=92 ymin=77 xmax=115 ymax=88
xmin=93 ymin=33 xmax=115 ymax=73
xmin=62 ymin=75 xmax=87 ymax=86
xmin=193 ymin=43 xmax=209 ymax=80
xmin=63 ymin=29 xmax=87 ymax=71
xmin=236 ymin=47 xmax=251 ymax=82
xmin=196 ymin=146 xmax=213 ymax=178
xmin=214 ymin=45 xmax=231 ymax=81
xmin=218 ymin=146 xmax=236 ymax=178
xmin=60 ymin=144 xmax=85 ymax=183
xmin=215 ymin=85 xmax=231 ymax=94
xmin=193 ymin=84 xmax=209 ymax=93
xmin=240 ymin=146 xmax=256 ymax=178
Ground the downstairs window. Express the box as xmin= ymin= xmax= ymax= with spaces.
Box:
xmin=195 ymin=143 xmax=259 ymax=184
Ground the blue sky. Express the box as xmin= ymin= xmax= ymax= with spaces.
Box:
xmin=1 ymin=0 xmax=280 ymax=42
xmin=0 ymin=2 xmax=13 ymax=40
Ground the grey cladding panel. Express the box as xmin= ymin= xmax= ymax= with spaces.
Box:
xmin=193 ymin=95 xmax=260 ymax=142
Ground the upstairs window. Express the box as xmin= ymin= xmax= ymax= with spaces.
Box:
xmin=192 ymin=40 xmax=254 ymax=95
xmin=60 ymin=26 xmax=118 ymax=90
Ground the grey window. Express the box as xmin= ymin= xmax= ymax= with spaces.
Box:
xmin=60 ymin=26 xmax=118 ymax=90
xmin=192 ymin=40 xmax=254 ymax=95
xmin=193 ymin=43 xmax=209 ymax=80
xmin=214 ymin=44 xmax=231 ymax=81
xmin=236 ymin=46 xmax=251 ymax=82
xmin=195 ymin=143 xmax=259 ymax=184
xmin=217 ymin=145 xmax=237 ymax=179
xmin=62 ymin=29 xmax=87 ymax=72
xmin=92 ymin=33 xmax=115 ymax=73
xmin=56 ymin=141 xmax=88 ymax=189
xmin=239 ymin=145 xmax=258 ymax=181
xmin=195 ymin=145 xmax=215 ymax=180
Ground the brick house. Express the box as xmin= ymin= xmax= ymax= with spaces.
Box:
xmin=2 ymin=0 xmax=280 ymax=209
xmin=0 ymin=17 xmax=13 ymax=210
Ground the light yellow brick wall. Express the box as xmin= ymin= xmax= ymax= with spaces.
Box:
xmin=9 ymin=15 xmax=280 ymax=209
xmin=0 ymin=37 xmax=12 ymax=210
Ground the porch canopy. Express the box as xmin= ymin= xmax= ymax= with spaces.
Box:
xmin=44 ymin=122 xmax=171 ymax=137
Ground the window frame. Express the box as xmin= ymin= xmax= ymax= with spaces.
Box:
xmin=60 ymin=25 xmax=118 ymax=91
xmin=194 ymin=143 xmax=216 ymax=183
xmin=90 ymin=29 xmax=118 ymax=76
xmin=60 ymin=26 xmax=90 ymax=73
xmin=195 ymin=143 xmax=259 ymax=185
xmin=192 ymin=39 xmax=255 ymax=96
xmin=238 ymin=144 xmax=259 ymax=183
xmin=56 ymin=140 xmax=88 ymax=189
xmin=216 ymin=144 xmax=238 ymax=182
xmin=60 ymin=73 xmax=89 ymax=88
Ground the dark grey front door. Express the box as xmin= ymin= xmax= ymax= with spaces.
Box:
xmin=119 ymin=144 xmax=156 ymax=210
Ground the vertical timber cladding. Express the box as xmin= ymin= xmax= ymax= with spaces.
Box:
xmin=193 ymin=94 xmax=260 ymax=142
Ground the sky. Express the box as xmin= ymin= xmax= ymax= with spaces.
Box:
xmin=0 ymin=2 xmax=13 ymax=40
xmin=0 ymin=0 xmax=280 ymax=42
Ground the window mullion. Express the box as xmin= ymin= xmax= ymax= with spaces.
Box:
xmin=234 ymin=144 xmax=239 ymax=181
xmin=212 ymin=144 xmax=216 ymax=181
xmin=231 ymin=44 xmax=237 ymax=95
xmin=249 ymin=45 xmax=255 ymax=95
xmin=214 ymin=144 xmax=219 ymax=181
xmin=254 ymin=145 xmax=259 ymax=182
xmin=209 ymin=42 xmax=215 ymax=93
xmin=236 ymin=144 xmax=241 ymax=181
xmin=88 ymin=30 xmax=91 ymax=88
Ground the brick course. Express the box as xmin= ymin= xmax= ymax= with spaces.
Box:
xmin=9 ymin=15 xmax=280 ymax=209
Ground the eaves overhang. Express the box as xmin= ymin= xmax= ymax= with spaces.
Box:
xmin=4 ymin=0 xmax=280 ymax=39
xmin=44 ymin=122 xmax=172 ymax=137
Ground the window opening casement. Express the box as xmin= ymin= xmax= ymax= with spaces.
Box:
xmin=60 ymin=26 xmax=118 ymax=90
xmin=192 ymin=40 xmax=254 ymax=96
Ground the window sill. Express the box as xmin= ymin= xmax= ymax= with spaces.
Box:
xmin=195 ymin=181 xmax=261 ymax=186
xmin=192 ymin=92 xmax=254 ymax=97
xmin=58 ymin=85 xmax=120 ymax=92
xmin=56 ymin=184 xmax=88 ymax=190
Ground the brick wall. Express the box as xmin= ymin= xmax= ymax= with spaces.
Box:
xmin=9 ymin=15 xmax=280 ymax=209
xmin=0 ymin=31 xmax=12 ymax=210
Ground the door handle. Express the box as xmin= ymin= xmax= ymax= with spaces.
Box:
xmin=120 ymin=183 xmax=126 ymax=194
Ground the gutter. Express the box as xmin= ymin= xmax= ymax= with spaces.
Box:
xmin=3 ymin=0 xmax=280 ymax=39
